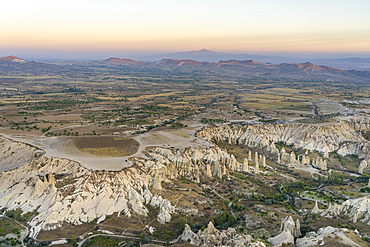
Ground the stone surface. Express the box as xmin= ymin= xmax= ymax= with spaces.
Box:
xmin=279 ymin=216 xmax=301 ymax=237
xmin=295 ymin=226 xmax=361 ymax=247
xmin=311 ymin=200 xmax=320 ymax=214
xmin=0 ymin=136 xmax=44 ymax=172
xmin=180 ymin=222 xmax=266 ymax=247
xmin=0 ymin=137 xmax=178 ymax=238
xmin=322 ymin=195 xmax=370 ymax=224
xmin=268 ymin=229 xmax=294 ymax=247
xmin=196 ymin=118 xmax=370 ymax=168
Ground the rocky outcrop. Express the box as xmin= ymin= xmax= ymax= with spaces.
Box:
xmin=180 ymin=222 xmax=266 ymax=247
xmin=197 ymin=118 xmax=370 ymax=170
xmin=145 ymin=146 xmax=254 ymax=182
xmin=311 ymin=157 xmax=327 ymax=170
xmin=243 ymin=158 xmax=249 ymax=172
xmin=321 ymin=196 xmax=370 ymax=224
xmin=311 ymin=200 xmax=320 ymax=214
xmin=338 ymin=141 xmax=370 ymax=159
xmin=295 ymin=226 xmax=360 ymax=247
xmin=301 ymin=155 xmax=310 ymax=165
xmin=0 ymin=139 xmax=178 ymax=238
xmin=358 ymin=155 xmax=370 ymax=174
xmin=268 ymin=229 xmax=294 ymax=247
xmin=0 ymin=136 xmax=266 ymax=239
xmin=279 ymin=216 xmax=301 ymax=237
xmin=197 ymin=121 xmax=365 ymax=155
xmin=0 ymin=136 xmax=44 ymax=172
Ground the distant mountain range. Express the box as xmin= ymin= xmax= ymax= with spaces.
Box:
xmin=153 ymin=59 xmax=370 ymax=83
xmin=137 ymin=48 xmax=284 ymax=64
xmin=135 ymin=49 xmax=370 ymax=70
xmin=1 ymin=55 xmax=369 ymax=83
xmin=311 ymin=57 xmax=370 ymax=70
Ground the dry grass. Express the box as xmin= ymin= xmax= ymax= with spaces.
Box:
xmin=74 ymin=136 xmax=139 ymax=157
xmin=80 ymin=147 xmax=127 ymax=157
xmin=0 ymin=218 xmax=23 ymax=235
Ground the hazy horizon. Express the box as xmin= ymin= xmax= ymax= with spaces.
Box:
xmin=1 ymin=49 xmax=370 ymax=62
xmin=1 ymin=0 xmax=370 ymax=60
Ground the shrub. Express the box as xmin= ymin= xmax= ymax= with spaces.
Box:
xmin=180 ymin=216 xmax=187 ymax=231
xmin=311 ymin=213 xmax=317 ymax=219
xmin=70 ymin=236 xmax=77 ymax=247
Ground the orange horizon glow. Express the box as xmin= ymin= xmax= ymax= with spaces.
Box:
xmin=1 ymin=0 xmax=370 ymax=58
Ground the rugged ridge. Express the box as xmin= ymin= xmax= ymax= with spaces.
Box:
xmin=0 ymin=136 xmax=44 ymax=172
xmin=0 ymin=136 xmax=266 ymax=239
xmin=0 ymin=137 xmax=177 ymax=238
xmin=196 ymin=116 xmax=370 ymax=171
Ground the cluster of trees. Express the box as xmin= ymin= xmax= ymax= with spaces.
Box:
xmin=41 ymin=126 xmax=52 ymax=133
xmin=171 ymin=122 xmax=184 ymax=128
xmin=5 ymin=209 xmax=22 ymax=221
xmin=213 ymin=211 xmax=238 ymax=228
xmin=200 ymin=118 xmax=227 ymax=125
xmin=358 ymin=174 xmax=370 ymax=183
xmin=318 ymin=173 xmax=344 ymax=185
xmin=263 ymin=192 xmax=288 ymax=205
xmin=45 ymin=131 xmax=80 ymax=136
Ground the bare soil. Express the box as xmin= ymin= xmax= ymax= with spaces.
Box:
xmin=74 ymin=136 xmax=139 ymax=157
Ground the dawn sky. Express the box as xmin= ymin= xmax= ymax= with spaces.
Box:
xmin=1 ymin=0 xmax=370 ymax=59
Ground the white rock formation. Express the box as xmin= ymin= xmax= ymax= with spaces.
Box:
xmin=313 ymin=157 xmax=327 ymax=170
xmin=321 ymin=195 xmax=370 ymax=224
xmin=146 ymin=146 xmax=244 ymax=182
xmin=0 ymin=135 xmax=263 ymax=239
xmin=197 ymin=120 xmax=366 ymax=155
xmin=311 ymin=200 xmax=320 ymax=214
xmin=0 ymin=139 xmax=178 ymax=238
xmin=243 ymin=158 xmax=249 ymax=172
xmin=301 ymin=155 xmax=310 ymax=165
xmin=255 ymin=152 xmax=259 ymax=165
xmin=296 ymin=226 xmax=360 ymax=247
xmin=0 ymin=136 xmax=44 ymax=172
xmin=181 ymin=222 xmax=266 ymax=247
xmin=268 ymin=229 xmax=294 ymax=247
xmin=279 ymin=216 xmax=301 ymax=237
xmin=358 ymin=155 xmax=370 ymax=174
xmin=196 ymin=118 xmax=370 ymax=168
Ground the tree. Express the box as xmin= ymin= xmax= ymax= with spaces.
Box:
xmin=180 ymin=216 xmax=187 ymax=232
xmin=140 ymin=233 xmax=145 ymax=243
xmin=70 ymin=236 xmax=77 ymax=247
xmin=11 ymin=228 xmax=19 ymax=235
xmin=227 ymin=214 xmax=237 ymax=226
